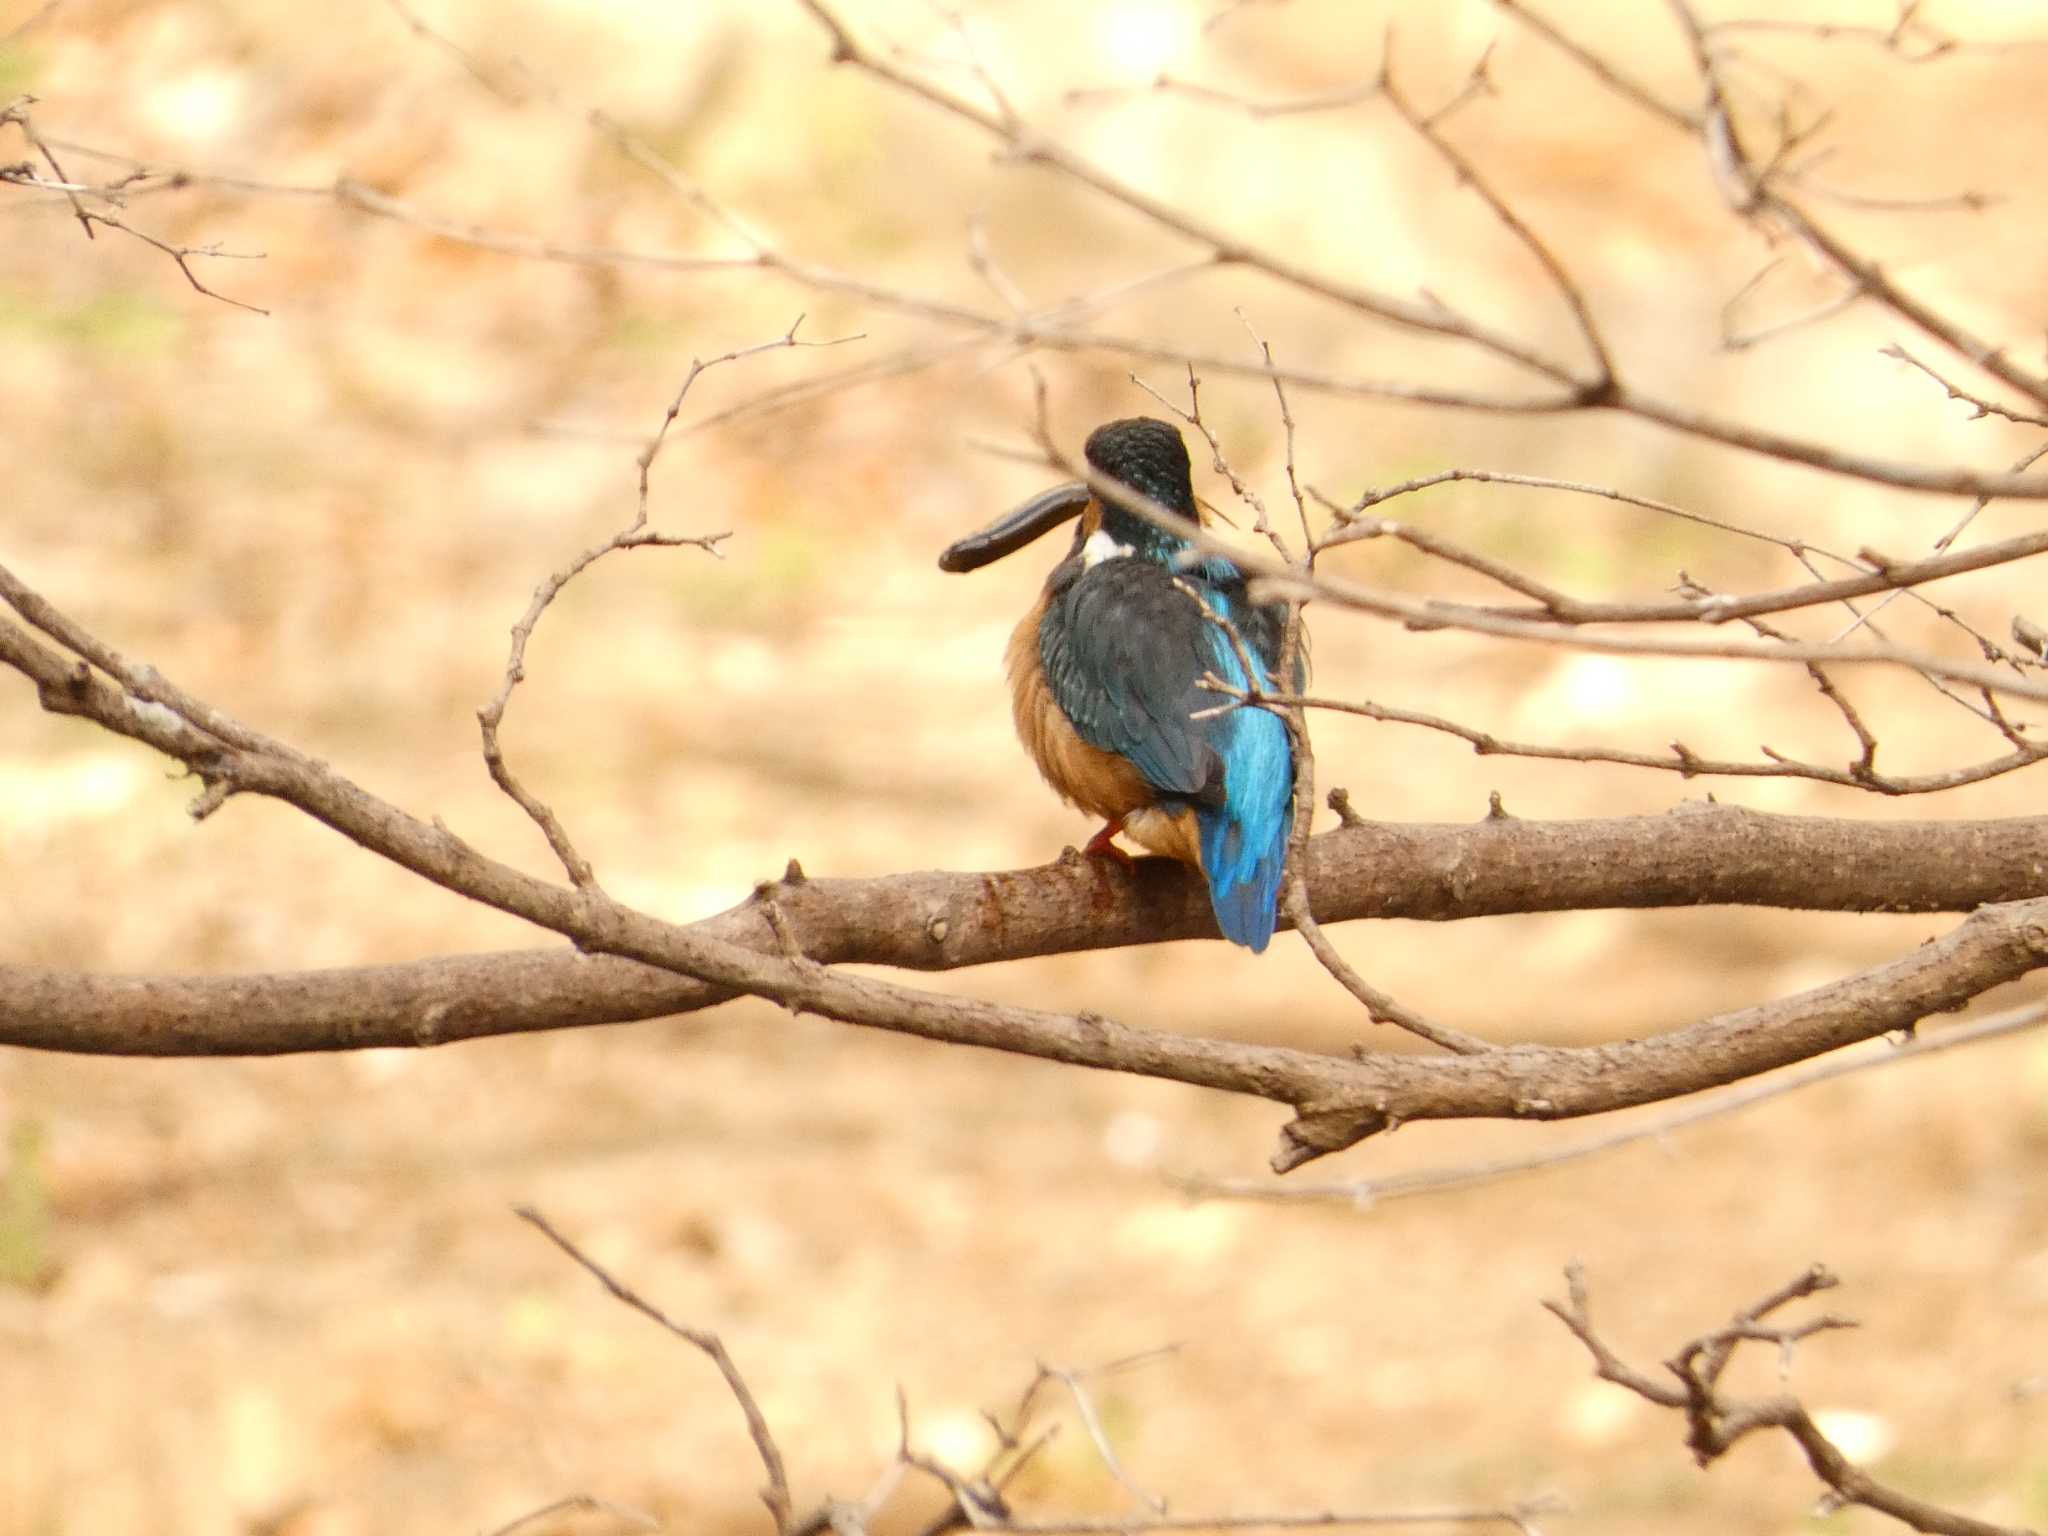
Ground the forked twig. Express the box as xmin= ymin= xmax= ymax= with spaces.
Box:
xmin=1547 ymin=1263 xmax=2028 ymax=1536
xmin=477 ymin=316 xmax=855 ymax=886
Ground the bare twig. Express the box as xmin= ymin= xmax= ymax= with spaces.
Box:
xmin=1132 ymin=365 xmax=1273 ymax=535
xmin=1 ymin=94 xmax=91 ymax=241
xmin=1378 ymin=63 xmax=1612 ymax=389
xmin=480 ymin=1494 xmax=660 ymax=1536
xmin=1041 ymin=1362 xmax=1167 ymax=1516
xmin=1279 ymin=686 xmax=2047 ymax=795
xmin=1721 ymin=267 xmax=1862 ymax=351
xmin=1886 ymin=343 xmax=2048 ymax=429
xmin=1290 ymin=894 xmax=1492 ymax=1055
xmin=1235 ymin=312 xmax=1312 ymax=555
xmin=518 ymin=1205 xmax=796 ymax=1534
xmin=1547 ymin=1264 xmax=2035 ymax=1536
xmin=1325 ymin=475 xmax=2048 ymax=630
xmin=31 ymin=15 xmax=2048 ymax=509
xmin=73 ymin=207 xmax=270 ymax=314
xmin=1667 ymin=0 xmax=2048 ymax=414
xmin=1051 ymin=438 xmax=2048 ymax=715
xmin=2 ymin=103 xmax=269 ymax=312
xmin=790 ymin=0 xmax=1581 ymax=389
xmin=475 ymin=518 xmax=728 ymax=888
xmin=971 ymin=1511 xmax=1556 ymax=1533
xmin=476 ymin=316 xmax=856 ymax=884
xmin=1704 ymin=11 xmax=2044 ymax=65
xmin=1067 ymin=71 xmax=1382 ymax=119
xmin=1833 ymin=442 xmax=2048 ymax=645
xmin=635 ymin=315 xmax=864 ymax=515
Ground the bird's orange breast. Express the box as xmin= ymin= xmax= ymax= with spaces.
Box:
xmin=1005 ymin=588 xmax=1203 ymax=867
xmin=1007 ymin=587 xmax=1150 ymax=823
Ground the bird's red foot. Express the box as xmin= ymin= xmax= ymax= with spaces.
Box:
xmin=1083 ymin=818 xmax=1134 ymax=866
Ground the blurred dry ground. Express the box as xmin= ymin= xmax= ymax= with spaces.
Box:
xmin=3 ymin=0 xmax=2048 ymax=1532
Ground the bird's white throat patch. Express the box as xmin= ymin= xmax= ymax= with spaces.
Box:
xmin=1081 ymin=528 xmax=1134 ymax=568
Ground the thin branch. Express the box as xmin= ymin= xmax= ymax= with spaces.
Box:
xmin=1779 ymin=170 xmax=1998 ymax=216
xmin=788 ymin=0 xmax=1583 ymax=387
xmin=332 ymin=178 xmax=755 ymax=275
xmin=1328 ymin=470 xmax=2048 ymax=632
xmin=1 ymin=94 xmax=91 ymax=240
xmin=476 ymin=316 xmax=856 ymax=884
xmin=1547 ymin=1264 xmax=2036 ymax=1536
xmin=0 ymin=146 xmax=269 ymax=312
xmin=1188 ymin=555 xmax=1486 ymax=1056
xmin=975 ymin=1511 xmax=1556 ymax=1534
xmin=1320 ymin=467 xmax=2045 ymax=743
xmin=32 ymin=32 xmax=2048 ymax=512
xmin=518 ymin=1206 xmax=796 ymax=1535
xmin=1288 ymin=895 xmax=1492 ymax=1055
xmin=1279 ymin=567 xmax=2048 ymax=704
xmin=480 ymin=1494 xmax=660 ymax=1536
xmin=1069 ymin=71 xmax=1382 ymax=119
xmin=34 ymin=126 xmax=2048 ymax=502
xmin=75 ymin=207 xmax=270 ymax=314
xmin=1662 ymin=0 xmax=2048 ymax=413
xmin=1827 ymin=442 xmax=2048 ymax=644
xmin=1042 ymin=1363 xmax=1167 ymax=1516
xmin=1377 ymin=64 xmax=1613 ymax=388
xmin=1236 ymin=311 xmax=1312 ymax=555
xmin=1317 ymin=514 xmax=1581 ymax=614
xmin=1131 ymin=365 xmax=1273 ymax=537
xmin=1705 ymin=12 xmax=2044 ymax=64
xmin=893 ymin=1346 xmax=1549 ymax=1536
xmin=1721 ymin=271 xmax=1862 ymax=351
xmin=1286 ymin=687 xmax=2046 ymax=795
xmin=633 ymin=313 xmax=863 ymax=515
xmin=1490 ymin=0 xmax=1697 ymax=129
xmin=900 ymin=1348 xmax=1167 ymax=1536
xmin=476 ymin=519 xmax=728 ymax=888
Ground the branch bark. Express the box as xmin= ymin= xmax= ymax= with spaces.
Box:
xmin=8 ymin=804 xmax=2048 ymax=1058
xmin=8 ymin=799 xmax=2048 ymax=1173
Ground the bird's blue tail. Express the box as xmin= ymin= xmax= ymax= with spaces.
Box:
xmin=1195 ymin=639 xmax=1294 ymax=951
xmin=1197 ymin=796 xmax=1291 ymax=950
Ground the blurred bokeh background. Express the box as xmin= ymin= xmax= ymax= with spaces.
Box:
xmin=4 ymin=0 xmax=2048 ymax=1531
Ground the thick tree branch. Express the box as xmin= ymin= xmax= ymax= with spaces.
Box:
xmin=8 ymin=801 xmax=2048 ymax=1054
xmin=1180 ymin=999 xmax=2048 ymax=1207
xmin=10 ymin=561 xmax=2048 ymax=1171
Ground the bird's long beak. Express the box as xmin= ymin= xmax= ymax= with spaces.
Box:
xmin=938 ymin=482 xmax=1091 ymax=573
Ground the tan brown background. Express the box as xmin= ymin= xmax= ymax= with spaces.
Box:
xmin=3 ymin=1 xmax=2047 ymax=1531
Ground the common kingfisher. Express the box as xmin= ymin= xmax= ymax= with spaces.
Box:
xmin=941 ymin=417 xmax=1297 ymax=952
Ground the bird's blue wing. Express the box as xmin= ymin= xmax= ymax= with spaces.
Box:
xmin=1039 ymin=555 xmax=1296 ymax=950
xmin=1189 ymin=581 xmax=1293 ymax=951
xmin=1039 ymin=557 xmax=1225 ymax=801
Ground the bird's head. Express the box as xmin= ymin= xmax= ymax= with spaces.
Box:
xmin=1082 ymin=417 xmax=1199 ymax=559
xmin=936 ymin=416 xmax=1201 ymax=575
